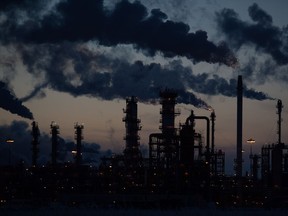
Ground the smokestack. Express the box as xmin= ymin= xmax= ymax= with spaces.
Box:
xmin=277 ymin=99 xmax=283 ymax=145
xmin=74 ymin=123 xmax=84 ymax=166
xmin=211 ymin=111 xmax=216 ymax=155
xmin=31 ymin=121 xmax=40 ymax=167
xmin=236 ymin=75 xmax=243 ymax=177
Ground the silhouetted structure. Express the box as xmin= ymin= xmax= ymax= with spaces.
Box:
xmin=209 ymin=111 xmax=225 ymax=176
xmin=211 ymin=111 xmax=216 ymax=155
xmin=149 ymin=89 xmax=180 ymax=192
xmin=236 ymin=75 xmax=243 ymax=178
xmin=123 ymin=96 xmax=142 ymax=169
xmin=50 ymin=121 xmax=59 ymax=166
xmin=179 ymin=112 xmax=203 ymax=168
xmin=277 ymin=99 xmax=283 ymax=145
xmin=261 ymin=99 xmax=288 ymax=189
xmin=74 ymin=123 xmax=84 ymax=166
xmin=2 ymin=88 xmax=288 ymax=209
xmin=31 ymin=121 xmax=40 ymax=167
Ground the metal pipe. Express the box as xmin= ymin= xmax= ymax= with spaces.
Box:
xmin=185 ymin=111 xmax=210 ymax=157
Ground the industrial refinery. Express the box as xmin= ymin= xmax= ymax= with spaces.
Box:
xmin=0 ymin=75 xmax=288 ymax=208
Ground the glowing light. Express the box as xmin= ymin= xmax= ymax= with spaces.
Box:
xmin=247 ymin=138 xmax=255 ymax=144
xmin=6 ymin=139 xmax=14 ymax=143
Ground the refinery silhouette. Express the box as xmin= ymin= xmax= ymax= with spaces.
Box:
xmin=0 ymin=75 xmax=288 ymax=209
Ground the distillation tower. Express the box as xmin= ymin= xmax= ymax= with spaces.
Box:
xmin=31 ymin=121 xmax=40 ymax=167
xmin=74 ymin=123 xmax=84 ymax=166
xmin=50 ymin=121 xmax=60 ymax=166
xmin=149 ymin=89 xmax=180 ymax=171
xmin=148 ymin=89 xmax=180 ymax=191
xmin=123 ymin=96 xmax=142 ymax=169
xmin=261 ymin=99 xmax=288 ymax=188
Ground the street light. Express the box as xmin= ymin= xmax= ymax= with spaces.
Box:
xmin=247 ymin=138 xmax=255 ymax=155
xmin=247 ymin=138 xmax=255 ymax=177
xmin=6 ymin=139 xmax=14 ymax=166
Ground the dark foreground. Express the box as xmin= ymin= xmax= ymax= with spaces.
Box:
xmin=1 ymin=205 xmax=288 ymax=216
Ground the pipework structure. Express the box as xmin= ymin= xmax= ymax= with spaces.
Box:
xmin=74 ymin=123 xmax=84 ymax=166
xmin=261 ymin=99 xmax=288 ymax=188
xmin=185 ymin=111 xmax=210 ymax=161
xmin=180 ymin=110 xmax=224 ymax=177
xmin=123 ymin=96 xmax=142 ymax=168
xmin=50 ymin=121 xmax=59 ymax=166
xmin=31 ymin=121 xmax=40 ymax=167
xmin=179 ymin=111 xmax=203 ymax=168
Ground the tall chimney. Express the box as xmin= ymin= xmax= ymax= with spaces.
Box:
xmin=31 ymin=121 xmax=40 ymax=167
xmin=277 ymin=99 xmax=283 ymax=145
xmin=211 ymin=111 xmax=216 ymax=155
xmin=236 ymin=75 xmax=243 ymax=177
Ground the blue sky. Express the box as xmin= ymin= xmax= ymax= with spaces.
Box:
xmin=0 ymin=0 xmax=287 ymax=173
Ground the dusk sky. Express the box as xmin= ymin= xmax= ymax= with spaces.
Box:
xmin=0 ymin=0 xmax=288 ymax=173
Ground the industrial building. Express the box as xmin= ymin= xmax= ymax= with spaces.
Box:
xmin=0 ymin=77 xmax=288 ymax=208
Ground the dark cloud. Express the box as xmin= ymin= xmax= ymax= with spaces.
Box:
xmin=2 ymin=0 xmax=237 ymax=66
xmin=216 ymin=3 xmax=288 ymax=65
xmin=20 ymin=44 xmax=270 ymax=107
xmin=0 ymin=81 xmax=34 ymax=119
xmin=20 ymin=82 xmax=48 ymax=102
xmin=0 ymin=121 xmax=34 ymax=165
xmin=20 ymin=43 xmax=210 ymax=108
xmin=186 ymin=73 xmax=271 ymax=100
xmin=1 ymin=1 xmax=272 ymax=111
xmin=248 ymin=3 xmax=272 ymax=26
xmin=0 ymin=0 xmax=26 ymax=10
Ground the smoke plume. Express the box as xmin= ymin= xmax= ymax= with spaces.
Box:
xmin=20 ymin=82 xmax=48 ymax=102
xmin=0 ymin=1 xmax=272 ymax=110
xmin=20 ymin=44 xmax=271 ymax=107
xmin=1 ymin=0 xmax=237 ymax=67
xmin=216 ymin=3 xmax=288 ymax=65
xmin=0 ymin=81 xmax=34 ymax=119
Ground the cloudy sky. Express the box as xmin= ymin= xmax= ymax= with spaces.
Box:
xmin=0 ymin=0 xmax=287 ymax=173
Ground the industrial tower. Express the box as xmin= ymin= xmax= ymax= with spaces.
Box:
xmin=74 ymin=123 xmax=84 ymax=166
xmin=123 ymin=96 xmax=142 ymax=168
xmin=261 ymin=99 xmax=288 ymax=188
xmin=50 ymin=121 xmax=59 ymax=166
xmin=149 ymin=89 xmax=180 ymax=170
xmin=159 ymin=89 xmax=180 ymax=169
xmin=31 ymin=121 xmax=40 ymax=167
xmin=148 ymin=89 xmax=180 ymax=192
